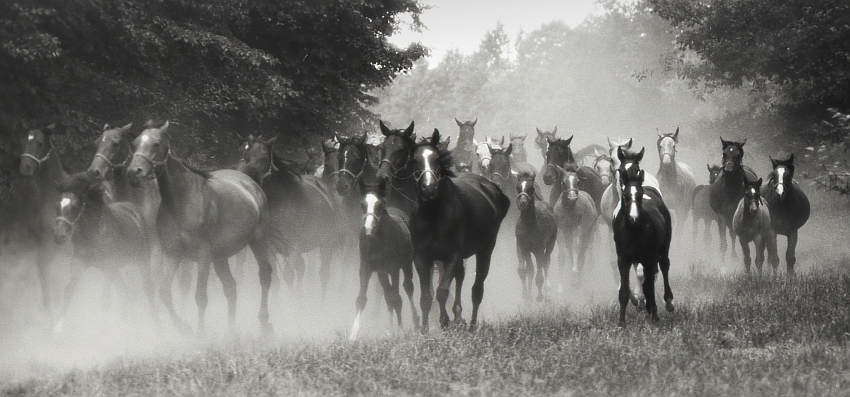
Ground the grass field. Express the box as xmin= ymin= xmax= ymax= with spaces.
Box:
xmin=2 ymin=184 xmax=849 ymax=396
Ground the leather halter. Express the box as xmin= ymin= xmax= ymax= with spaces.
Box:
xmin=133 ymin=147 xmax=170 ymax=180
xmin=21 ymin=148 xmax=52 ymax=166
xmin=56 ymin=200 xmax=86 ymax=230
xmin=94 ymin=147 xmax=133 ymax=171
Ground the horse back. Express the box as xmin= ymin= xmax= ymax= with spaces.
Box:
xmin=763 ymin=182 xmax=810 ymax=233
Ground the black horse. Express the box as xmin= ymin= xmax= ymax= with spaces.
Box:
xmin=514 ymin=170 xmax=557 ymax=302
xmin=409 ymin=129 xmax=510 ymax=332
xmin=237 ymin=133 xmax=339 ymax=294
xmin=762 ymin=154 xmax=810 ymax=275
xmin=692 ymin=164 xmax=723 ymax=244
xmin=709 ymin=138 xmax=758 ymax=262
xmin=541 ymin=136 xmax=605 ymax=210
xmin=612 ymin=165 xmax=674 ymax=326
xmin=376 ymin=120 xmax=418 ymax=216
xmin=349 ymin=180 xmax=419 ymax=340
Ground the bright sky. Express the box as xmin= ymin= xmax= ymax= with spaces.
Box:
xmin=389 ymin=0 xmax=602 ymax=60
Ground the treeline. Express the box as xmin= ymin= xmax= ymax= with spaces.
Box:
xmin=0 ymin=0 xmax=427 ymax=171
xmin=371 ymin=0 xmax=850 ymax=193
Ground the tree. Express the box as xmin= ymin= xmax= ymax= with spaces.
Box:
xmin=0 ymin=0 xmax=427 ymax=168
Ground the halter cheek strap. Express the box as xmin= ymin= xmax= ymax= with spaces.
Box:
xmin=132 ymin=148 xmax=170 ymax=180
xmin=21 ymin=148 xmax=52 ymax=165
xmin=56 ymin=201 xmax=86 ymax=230
xmin=94 ymin=147 xmax=133 ymax=170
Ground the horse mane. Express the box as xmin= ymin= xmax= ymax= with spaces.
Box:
xmin=270 ymin=152 xmax=304 ymax=185
xmin=517 ymin=169 xmax=536 ymax=180
xmin=416 ymin=139 xmax=456 ymax=178
xmin=177 ymin=157 xmax=213 ymax=179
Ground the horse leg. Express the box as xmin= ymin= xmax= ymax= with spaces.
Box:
xmin=470 ymin=238 xmax=497 ymax=331
xmin=158 ymin=259 xmax=192 ymax=337
xmin=754 ymin=235 xmax=766 ymax=276
xmin=576 ymin=221 xmax=596 ymax=277
xmin=195 ymin=262 xmax=211 ymax=336
xmin=414 ymin=254 xmax=432 ymax=334
xmin=641 ymin=262 xmax=659 ymax=322
xmin=451 ymin=257 xmax=465 ymax=326
xmin=533 ymin=250 xmax=546 ymax=302
xmin=633 ymin=263 xmax=645 ymax=309
xmin=105 ymin=267 xmax=130 ymax=319
xmin=289 ymin=252 xmax=306 ymax=294
xmin=659 ymin=254 xmax=674 ymax=313
xmin=36 ymin=248 xmax=54 ymax=321
xmin=516 ymin=241 xmax=531 ymax=302
xmin=319 ymin=246 xmax=333 ymax=300
xmin=54 ymin=264 xmax=83 ymax=333
xmin=739 ymin=238 xmax=752 ymax=275
xmin=617 ymin=256 xmax=631 ymax=327
xmin=556 ymin=230 xmax=568 ymax=290
xmin=140 ymin=257 xmax=161 ymax=324
xmin=765 ymin=230 xmax=779 ymax=275
xmin=350 ymin=260 xmax=372 ymax=341
xmin=785 ymin=231 xmax=797 ymax=277
xmin=379 ymin=269 xmax=403 ymax=328
xmin=249 ymin=240 xmax=274 ymax=337
xmin=401 ymin=256 xmax=420 ymax=330
xmin=717 ymin=217 xmax=728 ymax=262
xmin=212 ymin=257 xmax=237 ymax=331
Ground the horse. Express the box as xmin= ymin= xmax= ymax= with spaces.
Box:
xmin=692 ymin=164 xmax=723 ymax=244
xmin=453 ymin=118 xmax=479 ymax=174
xmin=762 ymin=154 xmax=810 ymax=275
xmin=508 ymin=132 xmax=529 ymax=164
xmin=409 ymin=129 xmax=510 ymax=332
xmin=600 ymin=138 xmax=661 ymax=227
xmin=237 ymin=133 xmax=339 ymax=294
xmin=376 ymin=120 xmax=418 ymax=216
xmin=656 ymin=128 xmax=696 ymax=237
xmin=574 ymin=144 xmax=608 ymax=168
xmin=128 ymin=121 xmax=277 ymax=336
xmin=318 ymin=138 xmax=339 ymax=186
xmin=17 ymin=124 xmax=73 ymax=321
xmin=732 ymin=178 xmax=779 ymax=275
xmin=52 ymin=172 xmax=157 ymax=331
xmin=472 ymin=137 xmax=494 ymax=175
xmin=514 ymin=170 xmax=557 ymax=302
xmin=554 ymin=164 xmax=598 ymax=283
xmin=612 ymin=167 xmax=674 ymax=326
xmin=349 ymin=180 xmax=419 ymax=340
xmin=534 ymin=126 xmax=558 ymax=161
xmin=709 ymin=138 xmax=758 ymax=262
xmin=591 ymin=152 xmax=615 ymax=187
xmin=541 ymin=136 xmax=606 ymax=210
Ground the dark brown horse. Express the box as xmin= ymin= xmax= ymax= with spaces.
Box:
xmin=762 ymin=154 xmax=810 ymax=275
xmin=709 ymin=138 xmax=758 ymax=262
xmin=534 ymin=126 xmax=557 ymax=161
xmin=453 ymin=118 xmax=479 ymax=174
xmin=554 ymin=164 xmax=598 ymax=284
xmin=732 ymin=178 xmax=779 ymax=275
xmin=237 ymin=133 xmax=339 ymax=294
xmin=350 ymin=180 xmax=419 ymax=340
xmin=514 ymin=170 xmax=557 ymax=302
xmin=692 ymin=164 xmax=723 ymax=244
xmin=376 ymin=120 xmax=418 ymax=216
xmin=17 ymin=124 xmax=73 ymax=320
xmin=541 ymin=136 xmax=605 ymax=210
xmin=613 ymin=166 xmax=674 ymax=326
xmin=128 ymin=121 xmax=277 ymax=336
xmin=409 ymin=129 xmax=510 ymax=332
xmin=52 ymin=172 xmax=157 ymax=331
xmin=656 ymin=128 xmax=696 ymax=238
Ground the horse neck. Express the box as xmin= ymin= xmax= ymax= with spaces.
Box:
xmin=77 ymin=194 xmax=108 ymax=237
xmin=658 ymin=160 xmax=678 ymax=182
xmin=518 ymin=197 xmax=537 ymax=223
xmin=512 ymin=147 xmax=527 ymax=163
xmin=37 ymin=150 xmax=71 ymax=188
xmin=156 ymin=156 xmax=206 ymax=214
xmin=112 ymin=167 xmax=137 ymax=202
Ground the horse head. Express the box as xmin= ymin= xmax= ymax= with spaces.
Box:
xmin=743 ymin=177 xmax=763 ymax=215
xmin=412 ymin=129 xmax=455 ymax=201
xmin=534 ymin=126 xmax=557 ymax=154
xmin=488 ymin=143 xmax=513 ymax=187
xmin=657 ymin=127 xmax=679 ymax=166
xmin=720 ymin=137 xmax=747 ymax=174
xmin=707 ymin=164 xmax=723 ymax=184
xmin=769 ymin=154 xmax=795 ymax=199
xmin=128 ymin=121 xmax=171 ymax=187
xmin=593 ymin=153 xmax=614 ymax=186
xmin=237 ymin=133 xmax=278 ymax=184
xmin=542 ymin=135 xmax=573 ymax=186
xmin=455 ymin=118 xmax=477 ymax=145
xmin=607 ymin=137 xmax=633 ymax=171
xmin=557 ymin=164 xmax=582 ymax=204
xmin=377 ymin=120 xmax=416 ymax=184
xmin=53 ymin=171 xmax=102 ymax=244
xmin=515 ymin=170 xmax=539 ymax=210
xmin=19 ymin=123 xmax=57 ymax=177
xmin=88 ymin=123 xmax=134 ymax=181
xmin=361 ymin=179 xmax=389 ymax=237
xmin=619 ymin=167 xmax=647 ymax=224
xmin=473 ymin=139 xmax=491 ymax=174
xmin=336 ymin=131 xmax=370 ymax=195
xmin=616 ymin=146 xmax=645 ymax=182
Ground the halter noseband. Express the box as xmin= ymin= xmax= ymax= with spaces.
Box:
xmin=133 ymin=147 xmax=170 ymax=180
xmin=56 ymin=200 xmax=86 ymax=230
xmin=21 ymin=148 xmax=52 ymax=166
xmin=94 ymin=146 xmax=133 ymax=171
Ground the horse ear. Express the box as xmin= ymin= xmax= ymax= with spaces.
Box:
xmin=673 ymin=127 xmax=680 ymax=141
xmin=769 ymin=156 xmax=777 ymax=167
xmin=740 ymin=138 xmax=747 ymax=146
xmin=536 ymin=128 xmax=544 ymax=136
xmin=266 ymin=134 xmax=280 ymax=145
xmin=788 ymin=153 xmax=794 ymax=164
xmin=488 ymin=144 xmax=496 ymax=155
xmin=638 ymin=169 xmax=645 ymax=182
xmin=473 ymin=138 xmax=479 ymax=146
xmin=510 ymin=132 xmax=517 ymax=140
xmin=707 ymin=164 xmax=712 ymax=172
xmin=626 ymin=138 xmax=633 ymax=149
xmin=720 ymin=136 xmax=729 ymax=147
xmin=430 ymin=128 xmax=440 ymax=147
xmin=552 ymin=126 xmax=557 ymax=134
xmin=608 ymin=137 xmax=615 ymax=149
xmin=564 ymin=135 xmax=573 ymax=145
xmin=472 ymin=118 xmax=477 ymax=127
xmin=358 ymin=131 xmax=368 ymax=145
xmin=119 ymin=123 xmax=133 ymax=134
xmin=379 ymin=120 xmax=392 ymax=136
xmin=547 ymin=136 xmax=557 ymax=145
xmin=455 ymin=118 xmax=463 ymax=127
xmin=334 ymin=133 xmax=343 ymax=145
xmin=160 ymin=120 xmax=170 ymax=133
xmin=636 ymin=147 xmax=645 ymax=161
xmin=505 ymin=143 xmax=513 ymax=155
xmin=500 ymin=136 xmax=505 ymax=146
xmin=617 ymin=147 xmax=626 ymax=161
xmin=756 ymin=178 xmax=763 ymax=187
xmin=404 ymin=121 xmax=415 ymax=137
xmin=520 ymin=132 xmax=527 ymax=139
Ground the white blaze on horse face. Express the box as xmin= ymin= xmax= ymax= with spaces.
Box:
xmin=421 ymin=148 xmax=436 ymax=186
xmin=363 ymin=193 xmax=379 ymax=236
xmin=141 ymin=135 xmax=150 ymax=143
xmin=776 ymin=166 xmax=786 ymax=196
xmin=27 ymin=135 xmax=34 ymax=141
xmin=628 ymin=186 xmax=639 ymax=222
xmin=60 ymin=197 xmax=71 ymax=209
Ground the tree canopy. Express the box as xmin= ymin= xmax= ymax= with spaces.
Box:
xmin=0 ymin=0 xmax=427 ymax=168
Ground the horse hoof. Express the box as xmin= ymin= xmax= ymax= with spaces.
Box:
xmin=536 ymin=294 xmax=544 ymax=303
xmin=468 ymin=323 xmax=478 ymax=332
xmin=665 ymin=301 xmax=675 ymax=313
xmin=261 ymin=322 xmax=275 ymax=339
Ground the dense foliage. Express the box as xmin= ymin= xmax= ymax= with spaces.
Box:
xmin=0 ymin=0 xmax=427 ymax=169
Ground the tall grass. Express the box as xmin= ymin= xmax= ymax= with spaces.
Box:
xmin=4 ymin=269 xmax=850 ymax=396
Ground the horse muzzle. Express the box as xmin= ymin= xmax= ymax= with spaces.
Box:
xmin=723 ymin=162 xmax=736 ymax=173
xmin=516 ymin=194 xmax=530 ymax=210
xmin=53 ymin=220 xmax=72 ymax=244
xmin=661 ymin=153 xmax=672 ymax=165
xmin=600 ymin=174 xmax=611 ymax=185
xmin=775 ymin=184 xmax=785 ymax=198
xmin=19 ymin=160 xmax=36 ymax=177
xmin=542 ymin=172 xmax=555 ymax=186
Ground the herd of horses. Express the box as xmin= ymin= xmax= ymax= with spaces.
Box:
xmin=0 ymin=118 xmax=811 ymax=338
